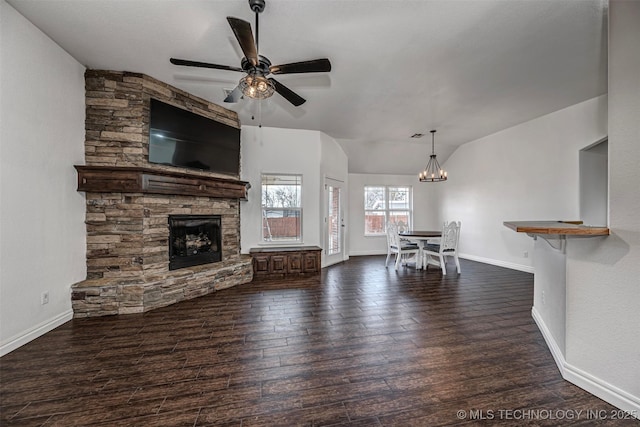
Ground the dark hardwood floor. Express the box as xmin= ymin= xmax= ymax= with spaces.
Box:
xmin=1 ymin=256 xmax=637 ymax=426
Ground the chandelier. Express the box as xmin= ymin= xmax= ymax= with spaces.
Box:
xmin=418 ymin=130 xmax=448 ymax=182
xmin=238 ymin=73 xmax=275 ymax=100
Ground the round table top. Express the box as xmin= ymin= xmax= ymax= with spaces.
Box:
xmin=399 ymin=230 xmax=442 ymax=238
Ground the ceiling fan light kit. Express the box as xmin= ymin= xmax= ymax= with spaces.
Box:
xmin=419 ymin=130 xmax=448 ymax=182
xmin=239 ymin=74 xmax=275 ymax=99
xmin=169 ymin=0 xmax=331 ymax=106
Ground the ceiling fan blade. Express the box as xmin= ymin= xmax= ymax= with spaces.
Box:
xmin=227 ymin=17 xmax=258 ymax=67
xmin=170 ymin=58 xmax=243 ymax=72
xmin=224 ymin=85 xmax=243 ymax=103
xmin=270 ymin=58 xmax=331 ymax=75
xmin=269 ymin=78 xmax=306 ymax=106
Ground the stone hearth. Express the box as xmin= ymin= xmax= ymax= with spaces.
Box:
xmin=71 ymin=70 xmax=252 ymax=317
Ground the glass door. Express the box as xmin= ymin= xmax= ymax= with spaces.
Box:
xmin=325 ymin=178 xmax=344 ymax=266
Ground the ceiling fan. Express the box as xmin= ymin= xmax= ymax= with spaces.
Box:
xmin=170 ymin=0 xmax=331 ymax=107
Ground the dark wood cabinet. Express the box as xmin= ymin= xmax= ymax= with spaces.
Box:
xmin=250 ymin=246 xmax=321 ymax=280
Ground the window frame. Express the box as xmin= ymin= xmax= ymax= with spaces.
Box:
xmin=364 ymin=185 xmax=413 ymax=236
xmin=261 ymin=173 xmax=303 ymax=243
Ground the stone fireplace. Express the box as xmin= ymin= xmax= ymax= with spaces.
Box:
xmin=71 ymin=70 xmax=253 ymax=317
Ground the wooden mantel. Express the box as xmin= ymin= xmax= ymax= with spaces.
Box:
xmin=75 ymin=165 xmax=250 ymax=199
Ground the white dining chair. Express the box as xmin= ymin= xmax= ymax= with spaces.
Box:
xmin=385 ymin=221 xmax=419 ymax=270
xmin=423 ymin=221 xmax=461 ymax=275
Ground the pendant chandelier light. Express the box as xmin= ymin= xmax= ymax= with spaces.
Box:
xmin=418 ymin=130 xmax=448 ymax=182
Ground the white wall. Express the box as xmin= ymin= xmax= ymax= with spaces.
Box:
xmin=240 ymin=126 xmax=348 ymax=266
xmin=320 ymin=132 xmax=349 ymax=188
xmin=436 ymin=96 xmax=608 ymax=272
xmin=348 ymin=173 xmax=438 ymax=256
xmin=564 ymin=0 xmax=640 ymax=413
xmin=532 ymin=239 xmax=568 ymax=358
xmin=0 ymin=1 xmax=86 ymax=355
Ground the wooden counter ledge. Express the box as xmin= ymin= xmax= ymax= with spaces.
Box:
xmin=503 ymin=221 xmax=609 ymax=236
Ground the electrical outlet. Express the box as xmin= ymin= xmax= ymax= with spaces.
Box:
xmin=523 ymin=251 xmax=529 ymax=258
xmin=41 ymin=291 xmax=49 ymax=305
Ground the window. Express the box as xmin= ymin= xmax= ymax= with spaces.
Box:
xmin=364 ymin=185 xmax=412 ymax=235
xmin=262 ymin=174 xmax=302 ymax=242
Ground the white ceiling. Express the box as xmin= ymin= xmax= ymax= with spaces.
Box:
xmin=7 ymin=0 xmax=607 ymax=174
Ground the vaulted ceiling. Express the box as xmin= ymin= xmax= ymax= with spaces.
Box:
xmin=7 ymin=0 xmax=608 ymax=174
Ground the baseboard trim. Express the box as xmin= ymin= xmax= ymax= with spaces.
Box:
xmin=349 ymin=250 xmax=386 ymax=256
xmin=0 ymin=310 xmax=73 ymax=357
xmin=562 ymin=361 xmax=640 ymax=418
xmin=531 ymin=307 xmax=566 ymax=376
xmin=459 ymin=253 xmax=534 ymax=273
xmin=532 ymin=307 xmax=640 ymax=418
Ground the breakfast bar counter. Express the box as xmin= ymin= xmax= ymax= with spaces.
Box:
xmin=503 ymin=220 xmax=609 ymax=236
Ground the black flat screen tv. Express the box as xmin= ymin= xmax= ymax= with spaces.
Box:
xmin=148 ymin=98 xmax=241 ymax=175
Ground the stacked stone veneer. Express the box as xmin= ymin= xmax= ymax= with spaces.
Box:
xmin=71 ymin=70 xmax=252 ymax=317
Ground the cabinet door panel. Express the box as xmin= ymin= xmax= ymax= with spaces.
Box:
xmin=302 ymin=252 xmax=319 ymax=272
xmin=288 ymin=253 xmax=303 ymax=273
xmin=253 ymin=256 xmax=270 ymax=274
xmin=270 ymin=255 xmax=287 ymax=273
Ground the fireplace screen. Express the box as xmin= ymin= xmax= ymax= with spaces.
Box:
xmin=168 ymin=215 xmax=221 ymax=270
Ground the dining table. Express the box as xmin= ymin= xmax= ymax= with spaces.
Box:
xmin=398 ymin=230 xmax=442 ymax=269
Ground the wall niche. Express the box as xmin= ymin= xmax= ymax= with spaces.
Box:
xmin=579 ymin=138 xmax=608 ymax=226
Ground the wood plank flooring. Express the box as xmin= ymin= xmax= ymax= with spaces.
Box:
xmin=1 ymin=256 xmax=637 ymax=426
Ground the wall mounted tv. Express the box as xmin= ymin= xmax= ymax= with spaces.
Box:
xmin=148 ymin=98 xmax=241 ymax=175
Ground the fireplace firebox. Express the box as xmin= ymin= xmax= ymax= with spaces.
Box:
xmin=169 ymin=215 xmax=221 ymax=270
